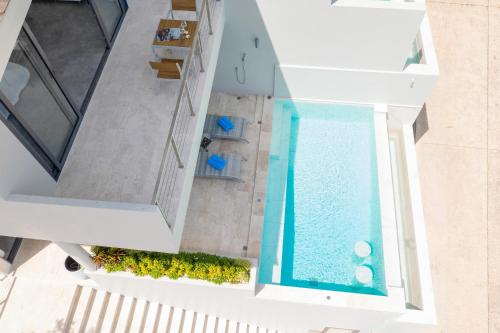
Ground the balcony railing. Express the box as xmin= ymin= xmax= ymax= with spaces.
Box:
xmin=152 ymin=0 xmax=219 ymax=228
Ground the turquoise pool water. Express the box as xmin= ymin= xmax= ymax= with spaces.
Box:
xmin=258 ymin=100 xmax=387 ymax=296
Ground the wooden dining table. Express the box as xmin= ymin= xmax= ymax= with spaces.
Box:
xmin=152 ymin=19 xmax=198 ymax=49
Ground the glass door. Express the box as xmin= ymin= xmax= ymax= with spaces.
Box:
xmin=0 ymin=30 xmax=79 ymax=170
xmin=91 ymin=0 xmax=126 ymax=41
xmin=25 ymin=0 xmax=109 ymax=110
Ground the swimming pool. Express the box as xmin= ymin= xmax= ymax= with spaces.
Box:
xmin=258 ymin=99 xmax=387 ymax=296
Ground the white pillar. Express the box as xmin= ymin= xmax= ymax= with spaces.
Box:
xmin=0 ymin=258 xmax=12 ymax=277
xmin=55 ymin=242 xmax=96 ymax=271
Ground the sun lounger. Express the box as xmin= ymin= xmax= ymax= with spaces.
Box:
xmin=195 ymin=151 xmax=243 ymax=182
xmin=203 ymin=114 xmax=249 ymax=143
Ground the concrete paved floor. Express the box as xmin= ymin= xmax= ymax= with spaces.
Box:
xmin=418 ymin=1 xmax=498 ymax=332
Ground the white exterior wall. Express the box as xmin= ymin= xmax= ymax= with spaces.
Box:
xmin=255 ymin=0 xmax=424 ymax=71
xmin=274 ymin=15 xmax=438 ymax=109
xmin=0 ymin=1 xmax=46 ymax=198
xmin=274 ymin=62 xmax=437 ymax=107
xmin=213 ymin=0 xmax=426 ymax=96
xmin=0 ymin=115 xmax=57 ymax=240
xmin=0 ymin=0 xmax=30 ymax=78
xmin=390 ymin=125 xmax=437 ymax=329
xmin=1 ymin=195 xmax=176 ymax=251
xmin=0 ymin=124 xmax=55 ymax=199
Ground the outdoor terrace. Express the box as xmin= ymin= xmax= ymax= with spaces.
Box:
xmin=55 ymin=0 xmax=223 ymax=227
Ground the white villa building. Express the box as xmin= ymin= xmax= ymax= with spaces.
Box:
xmin=0 ymin=0 xmax=438 ymax=332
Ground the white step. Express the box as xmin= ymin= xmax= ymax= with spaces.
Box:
xmin=68 ymin=287 xmax=93 ymax=333
xmin=138 ymin=300 xmax=152 ymax=333
xmin=156 ymin=304 xmax=171 ymax=333
xmin=81 ymin=289 xmax=110 ymax=333
xmin=109 ymin=295 xmax=126 ymax=333
xmin=207 ymin=316 xmax=219 ymax=333
xmin=193 ymin=312 xmax=208 ymax=333
xmin=182 ymin=309 xmax=196 ymax=333
xmin=143 ymin=302 xmax=161 ymax=333
xmin=78 ymin=288 xmax=97 ymax=333
xmin=101 ymin=293 xmax=124 ymax=333
xmin=169 ymin=307 xmax=186 ymax=333
xmin=115 ymin=296 xmax=136 ymax=333
xmin=217 ymin=318 xmax=228 ymax=333
xmin=248 ymin=324 xmax=258 ymax=333
xmin=62 ymin=285 xmax=83 ymax=333
xmin=226 ymin=320 xmax=238 ymax=333
xmin=68 ymin=288 xmax=280 ymax=333
xmin=164 ymin=305 xmax=176 ymax=333
xmin=238 ymin=322 xmax=249 ymax=333
xmin=129 ymin=299 xmax=148 ymax=332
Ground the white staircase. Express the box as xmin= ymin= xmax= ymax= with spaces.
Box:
xmin=62 ymin=286 xmax=282 ymax=333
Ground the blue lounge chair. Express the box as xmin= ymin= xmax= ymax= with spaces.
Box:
xmin=195 ymin=151 xmax=243 ymax=182
xmin=203 ymin=115 xmax=249 ymax=143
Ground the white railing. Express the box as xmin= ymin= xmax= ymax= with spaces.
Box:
xmin=152 ymin=0 xmax=219 ymax=228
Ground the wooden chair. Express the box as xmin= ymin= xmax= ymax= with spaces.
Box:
xmin=149 ymin=59 xmax=184 ymax=79
xmin=168 ymin=0 xmax=197 ymax=19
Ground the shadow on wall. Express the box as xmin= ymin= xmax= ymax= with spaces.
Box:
xmin=212 ymin=0 xmax=288 ymax=96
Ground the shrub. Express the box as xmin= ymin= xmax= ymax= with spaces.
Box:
xmin=91 ymin=246 xmax=251 ymax=285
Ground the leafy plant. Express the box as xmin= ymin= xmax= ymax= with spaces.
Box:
xmin=91 ymin=246 xmax=251 ymax=285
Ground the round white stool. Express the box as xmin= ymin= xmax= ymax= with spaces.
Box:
xmin=355 ymin=265 xmax=373 ymax=284
xmin=354 ymin=240 xmax=372 ymax=258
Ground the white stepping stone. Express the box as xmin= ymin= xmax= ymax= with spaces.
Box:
xmin=355 ymin=265 xmax=373 ymax=284
xmin=354 ymin=241 xmax=372 ymax=258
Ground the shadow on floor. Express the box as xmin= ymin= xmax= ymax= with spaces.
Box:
xmin=0 ymin=276 xmax=16 ymax=321
xmin=47 ymin=319 xmax=67 ymax=333
xmin=10 ymin=239 xmax=50 ymax=272
xmin=413 ymin=104 xmax=429 ymax=143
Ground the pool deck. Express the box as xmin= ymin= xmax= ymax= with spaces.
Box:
xmin=416 ymin=1 xmax=500 ymax=332
xmin=180 ymin=93 xmax=273 ymax=259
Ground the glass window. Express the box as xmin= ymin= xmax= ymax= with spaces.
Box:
xmin=26 ymin=0 xmax=108 ymax=110
xmin=92 ymin=0 xmax=124 ymax=40
xmin=0 ymin=42 xmax=77 ymax=161
xmin=0 ymin=100 xmax=10 ymax=119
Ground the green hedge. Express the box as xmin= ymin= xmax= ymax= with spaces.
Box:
xmin=91 ymin=246 xmax=251 ymax=285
